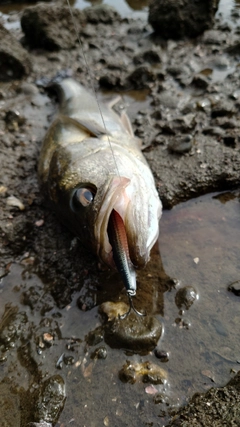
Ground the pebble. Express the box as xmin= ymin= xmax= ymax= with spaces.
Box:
xmin=6 ymin=196 xmax=25 ymax=211
xmin=228 ymin=281 xmax=240 ymax=296
xmin=86 ymin=326 xmax=104 ymax=346
xmin=154 ymin=348 xmax=169 ymax=362
xmin=192 ymin=74 xmax=209 ymax=89
xmin=211 ymin=100 xmax=235 ymax=118
xmin=175 ymin=286 xmax=197 ymax=310
xmin=91 ymin=346 xmax=107 ymax=360
xmin=33 ymin=375 xmax=66 ymax=424
xmin=168 ymin=135 xmax=193 ymax=154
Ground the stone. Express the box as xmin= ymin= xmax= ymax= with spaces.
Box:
xmin=148 ymin=0 xmax=220 ymax=39
xmin=21 ymin=4 xmax=86 ymax=50
xmin=0 ymin=23 xmax=31 ymax=81
xmin=175 ymin=286 xmax=198 ymax=310
xmin=83 ymin=4 xmax=121 ymax=24
xmin=100 ymin=302 xmax=162 ymax=353
xmin=33 ymin=375 xmax=66 ymax=424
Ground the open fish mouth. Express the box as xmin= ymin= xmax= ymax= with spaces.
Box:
xmin=94 ymin=176 xmax=132 ymax=268
xmin=94 ymin=175 xmax=160 ymax=270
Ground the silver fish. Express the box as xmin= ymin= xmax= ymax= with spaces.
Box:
xmin=38 ymin=78 xmax=162 ymax=312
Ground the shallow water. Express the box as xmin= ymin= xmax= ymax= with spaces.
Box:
xmin=1 ymin=191 xmax=240 ymax=425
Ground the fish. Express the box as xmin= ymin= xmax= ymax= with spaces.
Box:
xmin=38 ymin=78 xmax=162 ymax=314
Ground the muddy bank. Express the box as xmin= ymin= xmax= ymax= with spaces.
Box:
xmin=0 ymin=1 xmax=240 ymax=425
xmin=167 ymin=371 xmax=240 ymax=427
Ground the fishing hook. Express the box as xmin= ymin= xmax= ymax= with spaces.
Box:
xmin=119 ymin=292 xmax=146 ymax=320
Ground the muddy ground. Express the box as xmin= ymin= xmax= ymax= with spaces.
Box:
xmin=0 ymin=1 xmax=240 ymax=426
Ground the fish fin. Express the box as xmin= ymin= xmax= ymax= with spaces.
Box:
xmin=61 ymin=115 xmax=110 ymax=138
xmin=120 ymin=112 xmax=142 ymax=148
xmin=120 ymin=111 xmax=134 ymax=137
xmin=106 ymin=95 xmax=122 ymax=109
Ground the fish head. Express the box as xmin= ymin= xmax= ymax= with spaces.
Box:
xmin=47 ymin=142 xmax=162 ymax=270
xmin=94 ymin=174 xmax=162 ymax=269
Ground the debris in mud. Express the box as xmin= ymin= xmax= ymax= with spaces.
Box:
xmin=0 ymin=23 xmax=31 ymax=81
xmin=100 ymin=301 xmax=162 ymax=353
xmin=119 ymin=360 xmax=167 ymax=385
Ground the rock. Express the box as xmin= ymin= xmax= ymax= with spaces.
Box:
xmin=191 ymin=74 xmax=210 ymax=89
xmin=33 ymin=375 xmax=66 ymax=424
xmin=99 ymin=74 xmax=122 ymax=90
xmin=91 ymin=346 xmax=107 ymax=360
xmin=168 ymin=135 xmax=193 ymax=154
xmin=5 ymin=110 xmax=26 ymax=132
xmin=100 ymin=302 xmax=162 ymax=353
xmin=197 ymin=98 xmax=211 ymax=113
xmin=154 ymin=348 xmax=169 ymax=362
xmin=202 ymin=29 xmax=227 ymax=45
xmin=85 ymin=326 xmax=104 ymax=346
xmin=223 ymin=133 xmax=237 ymax=148
xmin=175 ymin=286 xmax=197 ymax=310
xmin=133 ymin=49 xmax=162 ymax=65
xmin=211 ymin=99 xmax=235 ymax=118
xmin=126 ymin=65 xmax=156 ymax=89
xmin=202 ymin=126 xmax=225 ymax=137
xmin=119 ymin=360 xmax=167 ymax=384
xmin=83 ymin=4 xmax=121 ymax=24
xmin=157 ymin=91 xmax=180 ymax=109
xmin=2 ymin=216 xmax=34 ymax=252
xmin=0 ymin=23 xmax=31 ymax=81
xmin=226 ymin=40 xmax=240 ymax=55
xmin=21 ymin=4 xmax=86 ymax=50
xmin=148 ymin=0 xmax=219 ymax=39
xmin=228 ymin=280 xmax=240 ymax=296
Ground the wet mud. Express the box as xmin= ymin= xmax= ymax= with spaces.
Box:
xmin=0 ymin=0 xmax=240 ymax=425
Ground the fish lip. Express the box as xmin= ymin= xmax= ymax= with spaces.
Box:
xmin=94 ymin=176 xmax=131 ymax=267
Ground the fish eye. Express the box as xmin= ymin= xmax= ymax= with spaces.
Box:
xmin=72 ymin=187 xmax=95 ymax=209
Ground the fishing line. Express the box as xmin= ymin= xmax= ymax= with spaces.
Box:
xmin=66 ymin=0 xmax=121 ymax=179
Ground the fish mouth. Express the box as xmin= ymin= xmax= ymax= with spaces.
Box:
xmin=94 ymin=176 xmax=132 ymax=268
xmin=94 ymin=174 xmax=161 ymax=269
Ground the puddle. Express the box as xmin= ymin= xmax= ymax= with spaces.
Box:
xmin=1 ymin=191 xmax=240 ymax=425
